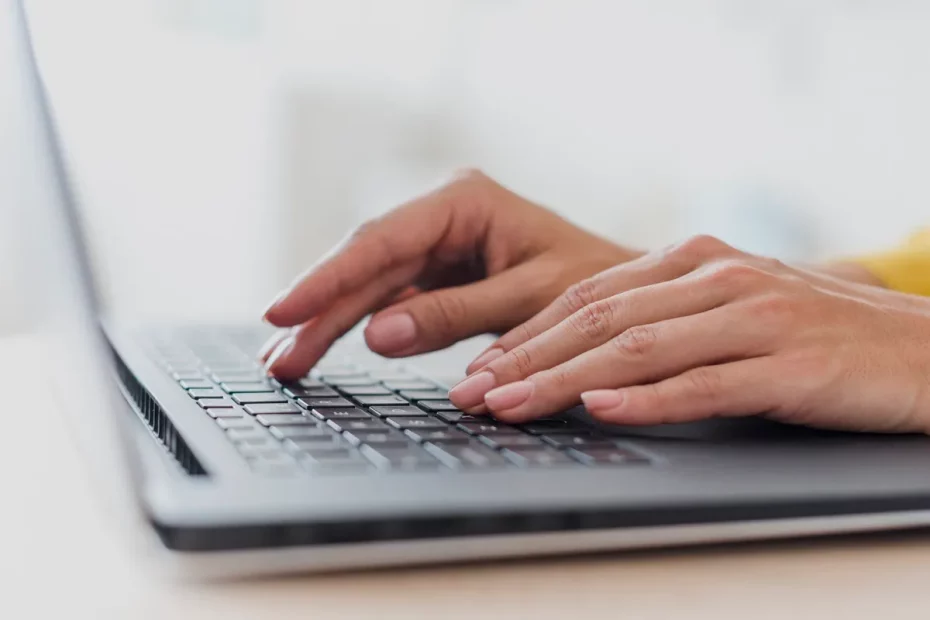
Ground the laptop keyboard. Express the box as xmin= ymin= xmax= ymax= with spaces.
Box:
xmin=146 ymin=328 xmax=651 ymax=477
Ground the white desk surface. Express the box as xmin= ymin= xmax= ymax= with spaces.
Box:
xmin=2 ymin=332 xmax=930 ymax=619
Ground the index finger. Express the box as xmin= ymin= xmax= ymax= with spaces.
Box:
xmin=263 ymin=180 xmax=476 ymax=328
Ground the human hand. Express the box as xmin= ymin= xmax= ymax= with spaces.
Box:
xmin=261 ymin=170 xmax=642 ymax=380
xmin=449 ymin=235 xmax=930 ymax=433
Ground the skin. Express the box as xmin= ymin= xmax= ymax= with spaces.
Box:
xmin=262 ymin=170 xmax=930 ymax=434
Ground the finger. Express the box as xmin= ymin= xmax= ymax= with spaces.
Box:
xmin=364 ymin=261 xmax=547 ymax=357
xmin=467 ymin=235 xmax=739 ymax=373
xmin=267 ymin=262 xmax=422 ymax=379
xmin=450 ymin=274 xmax=733 ymax=409
xmin=482 ymin=303 xmax=775 ymax=422
xmin=258 ymin=329 xmax=291 ymax=363
xmin=263 ymin=177 xmax=490 ymax=328
xmin=580 ymin=358 xmax=779 ymax=425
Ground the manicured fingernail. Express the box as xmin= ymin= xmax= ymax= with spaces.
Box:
xmin=485 ymin=381 xmax=534 ymax=411
xmin=467 ymin=347 xmax=504 ymax=373
xmin=262 ymin=290 xmax=287 ymax=320
xmin=365 ymin=313 xmax=417 ymax=353
xmin=581 ymin=390 xmax=624 ymax=412
xmin=264 ymin=337 xmax=294 ymax=372
xmin=449 ymin=371 xmax=497 ymax=409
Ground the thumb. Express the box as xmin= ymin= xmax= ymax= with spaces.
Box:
xmin=363 ymin=263 xmax=543 ymax=357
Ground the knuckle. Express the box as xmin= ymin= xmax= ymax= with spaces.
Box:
xmin=560 ymin=278 xmax=601 ymax=315
xmin=505 ymin=346 xmax=535 ymax=377
xmin=422 ymin=294 xmax=468 ymax=338
xmin=567 ymin=300 xmax=615 ymax=342
xmin=612 ymin=324 xmax=659 ymax=358
xmin=705 ymin=259 xmax=767 ymax=289
xmin=685 ymin=367 xmax=722 ymax=397
xmin=669 ymin=234 xmax=731 ymax=261
xmin=746 ymin=292 xmax=798 ymax=324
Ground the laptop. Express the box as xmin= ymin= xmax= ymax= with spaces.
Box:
xmin=10 ymin=0 xmax=930 ymax=579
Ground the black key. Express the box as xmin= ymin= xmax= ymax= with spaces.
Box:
xmin=179 ymin=379 xmax=213 ymax=390
xmin=416 ymin=400 xmax=460 ymax=412
xmin=225 ymin=428 xmax=269 ymax=442
xmin=204 ymin=407 xmax=245 ymax=419
xmin=297 ymin=378 xmax=327 ymax=389
xmin=221 ymin=381 xmax=275 ymax=393
xmin=370 ymin=406 xmax=428 ymax=418
xmin=360 ymin=445 xmax=441 ymax=470
xmin=244 ymin=403 xmax=300 ymax=415
xmin=404 ymin=428 xmax=472 ymax=444
xmin=327 ymin=377 xmax=377 ymax=387
xmin=541 ymin=434 xmax=619 ymax=449
xmin=198 ymin=397 xmax=235 ymax=409
xmin=435 ymin=411 xmax=484 ymax=424
xmin=567 ymin=447 xmax=650 ymax=466
xmin=297 ymin=397 xmax=354 ymax=409
xmin=354 ymin=394 xmax=409 ymax=406
xmin=320 ymin=373 xmax=369 ymax=382
xmin=458 ymin=422 xmax=520 ymax=436
xmin=339 ymin=385 xmax=393 ymax=396
xmin=519 ymin=420 xmax=582 ymax=435
xmin=424 ymin=442 xmax=511 ymax=468
xmin=233 ymin=393 xmax=287 ymax=405
xmin=398 ymin=389 xmax=449 ymax=401
xmin=368 ymin=369 xmax=417 ymax=381
xmin=327 ymin=418 xmax=388 ymax=433
xmin=255 ymin=414 xmax=316 ymax=427
xmin=187 ymin=388 xmax=224 ymax=399
xmin=283 ymin=387 xmax=339 ymax=398
xmin=385 ymin=417 xmax=448 ymax=431
xmin=478 ymin=434 xmax=546 ymax=450
xmin=215 ymin=418 xmax=258 ymax=430
xmin=383 ymin=380 xmax=436 ymax=391
xmin=269 ymin=425 xmax=331 ymax=440
xmin=211 ymin=372 xmax=264 ymax=383
xmin=300 ymin=451 xmax=369 ymax=471
xmin=171 ymin=371 xmax=203 ymax=381
xmin=501 ymin=446 xmax=577 ymax=467
xmin=310 ymin=407 xmax=371 ymax=421
xmin=283 ymin=436 xmax=346 ymax=452
xmin=343 ymin=429 xmax=409 ymax=447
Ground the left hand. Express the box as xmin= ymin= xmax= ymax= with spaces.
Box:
xmin=448 ymin=235 xmax=930 ymax=434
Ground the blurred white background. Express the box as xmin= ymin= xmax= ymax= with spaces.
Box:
xmin=3 ymin=0 xmax=929 ymax=332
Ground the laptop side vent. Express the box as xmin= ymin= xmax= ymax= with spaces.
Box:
xmin=111 ymin=349 xmax=206 ymax=476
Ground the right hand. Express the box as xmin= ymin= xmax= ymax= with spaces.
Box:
xmin=260 ymin=169 xmax=642 ymax=380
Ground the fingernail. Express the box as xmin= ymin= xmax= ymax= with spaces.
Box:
xmin=485 ymin=381 xmax=534 ymax=411
xmin=365 ymin=313 xmax=417 ymax=353
xmin=262 ymin=290 xmax=287 ymax=320
xmin=467 ymin=347 xmax=504 ymax=373
xmin=581 ymin=390 xmax=624 ymax=412
xmin=264 ymin=337 xmax=294 ymax=372
xmin=449 ymin=371 xmax=497 ymax=409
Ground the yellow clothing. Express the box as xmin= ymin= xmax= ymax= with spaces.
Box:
xmin=855 ymin=229 xmax=930 ymax=296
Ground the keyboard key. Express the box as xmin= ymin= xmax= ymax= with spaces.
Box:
xmin=354 ymin=394 xmax=409 ymax=406
xmin=326 ymin=377 xmax=377 ymax=387
xmin=204 ymin=407 xmax=245 ymax=419
xmin=226 ymin=428 xmax=269 ymax=442
xmin=383 ymin=380 xmax=436 ymax=391
xmin=424 ymin=442 xmax=511 ymax=469
xmin=385 ymin=417 xmax=449 ymax=431
xmin=243 ymin=403 xmax=299 ymax=416
xmin=343 ymin=429 xmax=409 ymax=447
xmin=269 ymin=425 xmax=331 ymax=440
xmin=360 ymin=445 xmax=441 ymax=470
xmin=478 ymin=434 xmax=546 ymax=450
xmin=198 ymin=397 xmax=235 ymax=409
xmin=171 ymin=371 xmax=204 ymax=381
xmin=215 ymin=418 xmax=258 ymax=430
xmin=404 ymin=428 xmax=472 ymax=444
xmin=327 ymin=418 xmax=388 ymax=433
xmin=368 ymin=369 xmax=418 ymax=381
xmin=310 ymin=407 xmax=371 ymax=421
xmin=501 ymin=446 xmax=577 ymax=467
xmin=233 ymin=393 xmax=287 ymax=405
xmin=320 ymin=373 xmax=369 ymax=382
xmin=434 ymin=411 xmax=484 ymax=424
xmin=567 ymin=447 xmax=650 ymax=466
xmin=283 ymin=387 xmax=339 ymax=398
xmin=255 ymin=414 xmax=316 ymax=427
xmin=297 ymin=397 xmax=354 ymax=409
xmin=398 ymin=389 xmax=449 ymax=401
xmin=519 ymin=420 xmax=584 ymax=435
xmin=541 ymin=434 xmax=619 ymax=449
xmin=179 ymin=379 xmax=213 ymax=390
xmin=339 ymin=385 xmax=393 ymax=396
xmin=300 ymin=452 xmax=370 ymax=472
xmin=211 ymin=372 xmax=265 ymax=383
xmin=187 ymin=388 xmax=224 ymax=399
xmin=416 ymin=400 xmax=460 ymax=412
xmin=297 ymin=378 xmax=327 ymax=389
xmin=250 ymin=456 xmax=301 ymax=477
xmin=283 ymin=436 xmax=346 ymax=452
xmin=370 ymin=406 xmax=428 ymax=418
xmin=221 ymin=381 xmax=275 ymax=393
xmin=458 ymin=422 xmax=520 ymax=436
xmin=236 ymin=444 xmax=285 ymax=459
